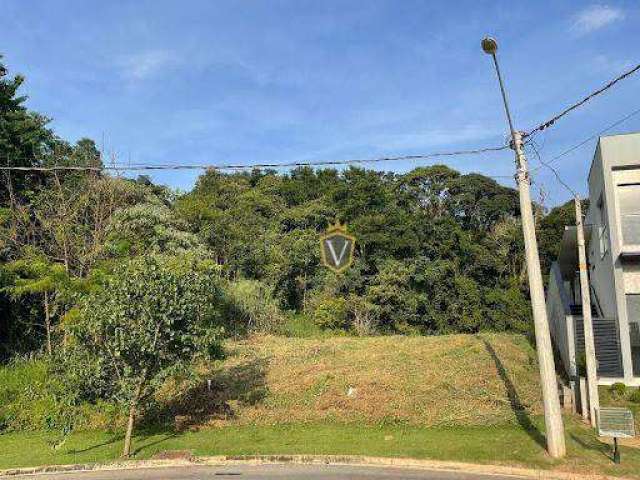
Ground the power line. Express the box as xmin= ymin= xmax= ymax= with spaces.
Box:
xmin=524 ymin=62 xmax=640 ymax=138
xmin=527 ymin=141 xmax=577 ymax=198
xmin=529 ymin=105 xmax=640 ymax=173
xmin=0 ymin=144 xmax=511 ymax=175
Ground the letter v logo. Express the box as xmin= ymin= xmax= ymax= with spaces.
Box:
xmin=325 ymin=238 xmax=350 ymax=266
xmin=319 ymin=223 xmax=355 ymax=273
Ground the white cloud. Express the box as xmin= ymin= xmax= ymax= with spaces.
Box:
xmin=115 ymin=50 xmax=173 ymax=80
xmin=571 ymin=5 xmax=625 ymax=35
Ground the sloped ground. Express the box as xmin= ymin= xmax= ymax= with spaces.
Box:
xmin=160 ymin=333 xmax=543 ymax=428
xmin=4 ymin=334 xmax=640 ymax=476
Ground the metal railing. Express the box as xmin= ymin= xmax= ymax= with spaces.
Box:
xmin=574 ymin=316 xmax=624 ymax=377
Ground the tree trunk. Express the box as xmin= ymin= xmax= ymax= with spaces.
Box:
xmin=302 ymin=272 xmax=307 ymax=313
xmin=122 ymin=375 xmax=146 ymax=457
xmin=122 ymin=401 xmax=136 ymax=458
xmin=53 ymin=172 xmax=71 ymax=273
xmin=44 ymin=291 xmax=52 ymax=356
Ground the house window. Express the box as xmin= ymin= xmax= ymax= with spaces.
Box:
xmin=598 ymin=195 xmax=609 ymax=257
xmin=617 ymin=183 xmax=640 ymax=247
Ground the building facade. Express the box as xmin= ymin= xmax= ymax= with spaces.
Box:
xmin=547 ymin=132 xmax=640 ymax=386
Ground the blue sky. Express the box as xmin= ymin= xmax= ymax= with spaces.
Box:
xmin=1 ymin=1 xmax=639 ymax=207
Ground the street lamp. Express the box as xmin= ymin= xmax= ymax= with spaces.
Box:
xmin=481 ymin=36 xmax=498 ymax=55
xmin=481 ymin=36 xmax=567 ymax=458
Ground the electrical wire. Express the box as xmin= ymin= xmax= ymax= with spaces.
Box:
xmin=529 ymin=105 xmax=640 ymax=173
xmin=527 ymin=141 xmax=577 ymax=198
xmin=0 ymin=144 xmax=511 ymax=174
xmin=524 ymin=62 xmax=640 ymax=137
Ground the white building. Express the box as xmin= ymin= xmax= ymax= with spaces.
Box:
xmin=547 ymin=132 xmax=640 ymax=386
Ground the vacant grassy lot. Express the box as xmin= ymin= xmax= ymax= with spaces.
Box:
xmin=161 ymin=333 xmax=543 ymax=428
xmin=2 ymin=333 xmax=639 ymax=476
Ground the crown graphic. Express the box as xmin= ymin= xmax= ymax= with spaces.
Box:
xmin=325 ymin=221 xmax=347 ymax=234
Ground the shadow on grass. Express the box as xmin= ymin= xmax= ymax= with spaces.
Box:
xmin=68 ymin=428 xmax=180 ymax=458
xmin=67 ymin=434 xmax=123 ymax=454
xmin=153 ymin=356 xmax=269 ymax=431
xmin=570 ymin=432 xmax=613 ymax=462
xmin=481 ymin=337 xmax=546 ymax=450
xmin=132 ymin=431 xmax=179 ymax=456
xmin=67 ymin=358 xmax=268 ymax=458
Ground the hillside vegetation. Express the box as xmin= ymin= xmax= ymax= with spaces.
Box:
xmin=0 ymin=45 xmax=577 ymax=458
xmin=161 ymin=333 xmax=543 ymax=428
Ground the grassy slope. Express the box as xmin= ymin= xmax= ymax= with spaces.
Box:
xmin=164 ymin=333 xmax=544 ymax=428
xmin=1 ymin=333 xmax=639 ymax=476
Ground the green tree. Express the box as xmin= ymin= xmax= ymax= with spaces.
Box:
xmin=104 ymin=202 xmax=202 ymax=258
xmin=537 ymin=199 xmax=588 ymax=275
xmin=2 ymin=254 xmax=74 ymax=355
xmin=0 ymin=57 xmax=56 ymax=204
xmin=70 ymin=255 xmax=224 ymax=457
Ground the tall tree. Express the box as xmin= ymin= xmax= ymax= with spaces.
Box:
xmin=0 ymin=57 xmax=56 ymax=204
xmin=70 ymin=255 xmax=224 ymax=457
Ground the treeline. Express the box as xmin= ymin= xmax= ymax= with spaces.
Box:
xmin=175 ymin=165 xmax=535 ymax=335
xmin=0 ymin=54 xmax=579 ymax=360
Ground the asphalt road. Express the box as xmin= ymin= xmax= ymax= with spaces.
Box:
xmin=8 ymin=465 xmax=528 ymax=480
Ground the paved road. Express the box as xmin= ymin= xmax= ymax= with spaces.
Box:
xmin=8 ymin=465 xmax=527 ymax=480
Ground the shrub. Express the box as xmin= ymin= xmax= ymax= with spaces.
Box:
xmin=310 ymin=295 xmax=349 ymax=330
xmin=279 ymin=313 xmax=326 ymax=338
xmin=0 ymin=357 xmax=121 ymax=432
xmin=348 ymin=294 xmax=380 ymax=336
xmin=629 ymin=388 xmax=640 ymax=404
xmin=0 ymin=358 xmax=55 ymax=431
xmin=224 ymin=279 xmax=285 ymax=334
xmin=610 ymin=382 xmax=627 ymax=398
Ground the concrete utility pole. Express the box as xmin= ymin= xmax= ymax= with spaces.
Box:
xmin=481 ymin=36 xmax=566 ymax=458
xmin=575 ymin=197 xmax=599 ymax=426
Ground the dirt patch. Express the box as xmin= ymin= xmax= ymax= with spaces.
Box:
xmin=151 ymin=450 xmax=194 ymax=461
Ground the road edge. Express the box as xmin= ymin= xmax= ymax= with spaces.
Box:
xmin=0 ymin=454 xmax=629 ymax=479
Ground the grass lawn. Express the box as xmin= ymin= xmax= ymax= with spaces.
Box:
xmin=1 ymin=416 xmax=639 ymax=478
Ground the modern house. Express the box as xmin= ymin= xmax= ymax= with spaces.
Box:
xmin=547 ymin=132 xmax=640 ymax=387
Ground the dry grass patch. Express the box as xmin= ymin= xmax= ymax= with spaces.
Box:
xmin=171 ymin=333 xmax=543 ymax=428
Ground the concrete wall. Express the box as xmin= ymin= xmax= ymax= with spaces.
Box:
xmin=587 ymin=133 xmax=640 ymax=381
xmin=585 ymin=143 xmax=618 ymax=319
xmin=547 ymin=262 xmax=577 ymax=377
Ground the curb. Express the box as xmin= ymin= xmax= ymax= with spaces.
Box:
xmin=0 ymin=455 xmax=631 ymax=479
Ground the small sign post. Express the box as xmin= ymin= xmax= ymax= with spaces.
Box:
xmin=320 ymin=223 xmax=355 ymax=273
xmin=597 ymin=407 xmax=635 ymax=464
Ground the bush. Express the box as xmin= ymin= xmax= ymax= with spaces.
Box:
xmin=224 ymin=279 xmax=285 ymax=334
xmin=348 ymin=294 xmax=380 ymax=336
xmin=0 ymin=358 xmax=55 ymax=431
xmin=610 ymin=382 xmax=627 ymax=398
xmin=0 ymin=357 xmax=122 ymax=432
xmin=310 ymin=295 xmax=349 ymax=330
xmin=68 ymin=254 xmax=226 ymax=456
xmin=629 ymin=388 xmax=640 ymax=404
xmin=279 ymin=313 xmax=325 ymax=338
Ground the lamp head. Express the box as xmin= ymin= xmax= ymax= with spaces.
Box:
xmin=481 ymin=36 xmax=498 ymax=55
